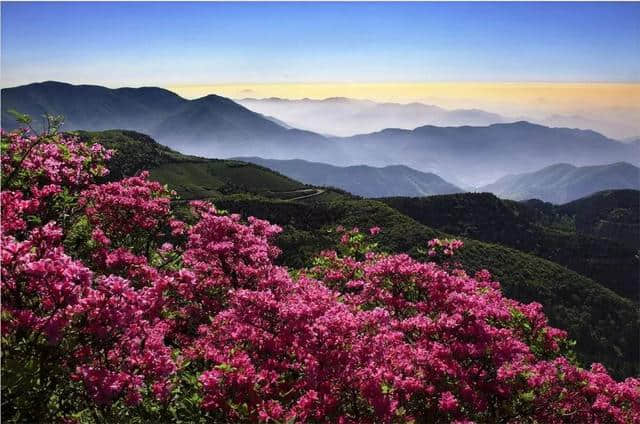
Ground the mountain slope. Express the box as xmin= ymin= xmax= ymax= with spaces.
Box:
xmin=524 ymin=190 xmax=640 ymax=249
xmin=380 ymin=192 xmax=639 ymax=299
xmin=2 ymin=81 xmax=332 ymax=160
xmin=74 ymin=130 xmax=311 ymax=200
xmin=235 ymin=157 xmax=464 ymax=198
xmin=480 ymin=162 xmax=640 ymax=203
xmin=561 ymin=190 xmax=640 ymax=249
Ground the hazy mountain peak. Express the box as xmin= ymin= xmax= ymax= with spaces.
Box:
xmin=322 ymin=96 xmax=353 ymax=102
xmin=493 ymin=120 xmax=544 ymax=129
xmin=234 ymin=157 xmax=463 ymax=198
xmin=480 ymin=162 xmax=640 ymax=204
xmin=193 ymin=93 xmax=235 ymax=103
xmin=538 ymin=163 xmax=577 ymax=171
xmin=35 ymin=80 xmax=74 ymax=88
xmin=236 ymin=96 xmax=511 ymax=137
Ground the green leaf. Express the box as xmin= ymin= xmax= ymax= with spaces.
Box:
xmin=381 ymin=382 xmax=393 ymax=394
xmin=215 ymin=363 xmax=236 ymax=373
xmin=8 ymin=109 xmax=32 ymax=125
xmin=519 ymin=390 xmax=536 ymax=402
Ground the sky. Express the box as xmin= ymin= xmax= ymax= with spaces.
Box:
xmin=1 ymin=1 xmax=639 ymax=135
xmin=2 ymin=2 xmax=639 ymax=86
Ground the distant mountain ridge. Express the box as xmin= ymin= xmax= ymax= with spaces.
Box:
xmin=3 ymin=81 xmax=638 ymax=186
xmin=239 ymin=97 xmax=640 ymax=140
xmin=338 ymin=121 xmax=639 ymax=185
xmin=237 ymin=96 xmax=509 ymax=137
xmin=234 ymin=157 xmax=464 ymax=198
xmin=480 ymin=162 xmax=640 ymax=204
xmin=1 ymin=81 xmax=333 ymax=159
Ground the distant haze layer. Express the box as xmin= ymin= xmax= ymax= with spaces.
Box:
xmin=3 ymin=81 xmax=638 ymax=187
xmin=236 ymin=97 xmax=508 ymax=137
xmin=169 ymin=83 xmax=640 ymax=139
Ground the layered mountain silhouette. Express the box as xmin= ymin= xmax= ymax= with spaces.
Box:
xmin=339 ymin=122 xmax=639 ymax=185
xmin=238 ymin=97 xmax=639 ymax=140
xmin=0 ymin=81 xmax=332 ymax=159
xmin=480 ymin=162 xmax=640 ymax=204
xmin=234 ymin=157 xmax=464 ymax=198
xmin=2 ymin=82 xmax=638 ymax=186
xmin=236 ymin=97 xmax=509 ymax=137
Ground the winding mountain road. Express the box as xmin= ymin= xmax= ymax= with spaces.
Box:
xmin=286 ymin=188 xmax=326 ymax=201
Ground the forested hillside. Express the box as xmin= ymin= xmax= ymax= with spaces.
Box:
xmin=381 ymin=193 xmax=639 ymax=299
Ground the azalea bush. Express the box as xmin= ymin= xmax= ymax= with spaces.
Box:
xmin=1 ymin=126 xmax=639 ymax=423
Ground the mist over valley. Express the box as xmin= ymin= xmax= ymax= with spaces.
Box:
xmin=3 ymin=81 xmax=638 ymax=189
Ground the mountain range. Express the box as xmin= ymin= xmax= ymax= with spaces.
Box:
xmin=236 ymin=97 xmax=509 ymax=137
xmin=480 ymin=162 xmax=640 ymax=204
xmin=234 ymin=157 xmax=463 ymax=198
xmin=0 ymin=81 xmax=331 ymax=159
xmin=235 ymin=156 xmax=638 ymax=203
xmin=2 ymin=81 xmax=638 ymax=186
xmin=339 ymin=122 xmax=639 ymax=186
xmin=237 ymin=97 xmax=639 ymax=141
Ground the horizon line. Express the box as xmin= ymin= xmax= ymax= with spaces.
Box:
xmin=3 ymin=80 xmax=640 ymax=90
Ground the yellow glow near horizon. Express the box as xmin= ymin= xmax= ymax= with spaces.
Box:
xmin=166 ymin=82 xmax=640 ymax=115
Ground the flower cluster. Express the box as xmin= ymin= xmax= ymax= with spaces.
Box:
xmin=1 ymin=128 xmax=111 ymax=190
xmin=79 ymin=171 xmax=172 ymax=248
xmin=427 ymin=238 xmax=464 ymax=257
xmin=1 ymin=129 xmax=638 ymax=423
xmin=1 ymin=222 xmax=93 ymax=343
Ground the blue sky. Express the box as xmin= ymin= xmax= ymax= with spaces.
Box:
xmin=2 ymin=2 xmax=639 ymax=87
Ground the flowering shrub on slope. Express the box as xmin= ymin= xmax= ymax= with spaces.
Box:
xmin=1 ymin=128 xmax=638 ymax=423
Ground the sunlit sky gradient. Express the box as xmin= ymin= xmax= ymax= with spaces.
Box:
xmin=169 ymin=82 xmax=639 ymax=112
xmin=3 ymin=2 xmax=639 ymax=85
xmin=2 ymin=2 xmax=639 ymax=132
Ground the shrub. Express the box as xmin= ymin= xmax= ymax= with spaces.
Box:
xmin=1 ymin=128 xmax=638 ymax=423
